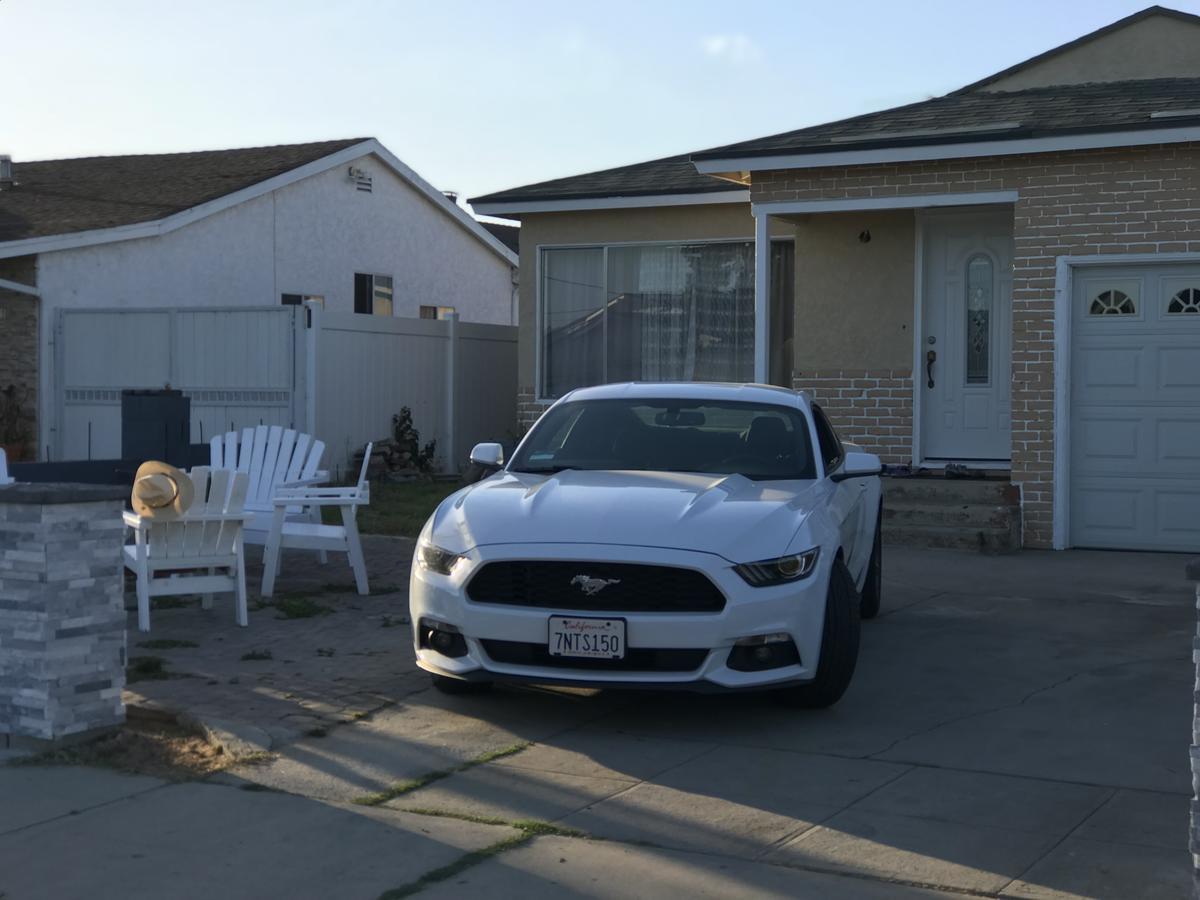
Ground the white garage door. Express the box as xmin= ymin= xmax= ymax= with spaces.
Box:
xmin=1070 ymin=263 xmax=1200 ymax=551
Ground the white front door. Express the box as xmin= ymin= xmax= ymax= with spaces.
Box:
xmin=920 ymin=212 xmax=1013 ymax=461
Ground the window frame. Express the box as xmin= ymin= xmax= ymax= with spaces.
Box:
xmin=810 ymin=403 xmax=845 ymax=478
xmin=535 ymin=237 xmax=792 ymax=401
xmin=354 ymin=272 xmax=394 ymax=317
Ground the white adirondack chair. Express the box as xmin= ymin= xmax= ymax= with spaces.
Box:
xmin=123 ymin=467 xmax=251 ymax=632
xmin=210 ymin=425 xmax=328 ymax=553
xmin=0 ymin=448 xmax=13 ymax=485
xmin=261 ymin=443 xmax=372 ymax=597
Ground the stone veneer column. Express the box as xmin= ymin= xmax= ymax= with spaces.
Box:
xmin=0 ymin=483 xmax=128 ymax=747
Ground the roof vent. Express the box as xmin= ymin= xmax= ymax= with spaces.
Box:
xmin=443 ymin=190 xmax=459 ymax=205
xmin=0 ymin=156 xmax=13 ymax=191
xmin=348 ymin=165 xmax=372 ymax=192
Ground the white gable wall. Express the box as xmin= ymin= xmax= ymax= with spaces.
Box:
xmin=33 ymin=150 xmax=517 ymax=454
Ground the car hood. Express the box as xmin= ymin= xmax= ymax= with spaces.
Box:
xmin=428 ymin=469 xmax=821 ymax=562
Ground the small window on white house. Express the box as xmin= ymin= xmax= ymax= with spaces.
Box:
xmin=1167 ymin=288 xmax=1200 ymax=314
xmin=354 ymin=274 xmax=393 ymax=316
xmin=281 ymin=293 xmax=325 ymax=307
xmin=419 ymin=305 xmax=456 ymax=320
xmin=1089 ymin=289 xmax=1136 ymax=316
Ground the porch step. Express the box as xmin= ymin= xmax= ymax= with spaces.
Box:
xmin=882 ymin=475 xmax=1021 ymax=552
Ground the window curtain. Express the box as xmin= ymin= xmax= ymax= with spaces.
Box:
xmin=542 ymin=248 xmax=604 ymax=397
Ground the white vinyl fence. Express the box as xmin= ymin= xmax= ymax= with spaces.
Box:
xmin=54 ymin=306 xmax=304 ymax=460
xmin=310 ymin=304 xmax=518 ymax=476
xmin=52 ymin=303 xmax=517 ymax=475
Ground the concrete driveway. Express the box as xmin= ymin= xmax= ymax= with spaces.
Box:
xmin=1 ymin=546 xmax=1193 ymax=898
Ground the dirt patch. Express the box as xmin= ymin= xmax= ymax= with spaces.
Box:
xmin=13 ymin=718 xmax=233 ymax=781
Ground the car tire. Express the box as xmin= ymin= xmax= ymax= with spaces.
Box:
xmin=860 ymin=502 xmax=882 ymax=620
xmin=430 ymin=674 xmax=493 ymax=695
xmin=778 ymin=555 xmax=861 ymax=709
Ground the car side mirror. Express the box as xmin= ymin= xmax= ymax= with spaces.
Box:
xmin=829 ymin=450 xmax=882 ymax=482
xmin=469 ymin=442 xmax=504 ymax=469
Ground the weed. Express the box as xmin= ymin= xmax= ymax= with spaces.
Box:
xmin=126 ymin=656 xmax=168 ymax=683
xmin=273 ymin=596 xmax=334 ymax=619
xmin=305 ymin=726 xmax=329 ymax=738
xmin=240 ymin=650 xmax=273 ymax=662
xmin=137 ymin=639 xmax=198 ymax=650
xmin=316 ymin=647 xmax=336 ymax=658
xmin=377 ymin=833 xmax=530 ymax=899
xmin=380 ymin=614 xmax=408 ymax=628
xmin=352 ymin=741 xmax=530 ymax=807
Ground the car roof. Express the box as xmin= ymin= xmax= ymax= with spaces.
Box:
xmin=562 ymin=382 xmax=812 ymax=410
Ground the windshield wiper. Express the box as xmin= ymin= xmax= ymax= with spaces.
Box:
xmin=510 ymin=465 xmax=576 ymax=474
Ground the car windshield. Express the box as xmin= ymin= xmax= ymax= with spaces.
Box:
xmin=509 ymin=398 xmax=816 ymax=481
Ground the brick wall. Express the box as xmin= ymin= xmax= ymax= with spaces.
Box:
xmin=0 ymin=255 xmax=38 ymax=459
xmin=517 ymin=387 xmax=549 ymax=433
xmin=792 ymin=369 xmax=913 ymax=464
xmin=754 ymin=143 xmax=1200 ymax=547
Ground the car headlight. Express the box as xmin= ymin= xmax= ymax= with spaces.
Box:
xmin=734 ymin=548 xmax=820 ymax=587
xmin=416 ymin=539 xmax=464 ymax=575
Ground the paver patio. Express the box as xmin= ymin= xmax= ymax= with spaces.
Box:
xmin=1 ymin=542 xmax=1192 ymax=898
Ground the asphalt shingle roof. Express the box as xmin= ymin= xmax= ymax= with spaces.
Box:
xmin=479 ymin=220 xmax=520 ymax=254
xmin=472 ymin=78 xmax=1200 ymax=206
xmin=0 ymin=139 xmax=368 ymax=243
xmin=470 ymin=152 xmax=737 ymax=205
xmin=691 ymin=78 xmax=1200 ymax=161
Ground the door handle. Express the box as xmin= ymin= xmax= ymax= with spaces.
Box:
xmin=925 ymin=350 xmax=937 ymax=389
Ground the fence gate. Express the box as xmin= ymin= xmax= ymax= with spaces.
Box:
xmin=54 ymin=306 xmax=305 ymax=460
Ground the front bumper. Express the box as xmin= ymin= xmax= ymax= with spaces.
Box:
xmin=409 ymin=542 xmax=830 ymax=691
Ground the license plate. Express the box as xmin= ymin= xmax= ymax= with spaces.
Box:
xmin=547 ymin=616 xmax=625 ymax=660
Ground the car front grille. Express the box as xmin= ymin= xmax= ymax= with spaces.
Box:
xmin=465 ymin=561 xmax=726 ymax=613
xmin=480 ymin=639 xmax=709 ymax=673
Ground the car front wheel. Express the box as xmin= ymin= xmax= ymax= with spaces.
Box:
xmin=777 ymin=555 xmax=861 ymax=709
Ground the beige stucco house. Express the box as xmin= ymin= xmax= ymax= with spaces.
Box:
xmin=472 ymin=6 xmax=1200 ymax=553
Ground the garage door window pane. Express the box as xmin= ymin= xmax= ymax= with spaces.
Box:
xmin=1168 ymin=288 xmax=1200 ymax=314
xmin=1089 ymin=289 xmax=1136 ymax=316
xmin=966 ymin=254 xmax=991 ymax=385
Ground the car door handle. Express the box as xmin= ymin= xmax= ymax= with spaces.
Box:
xmin=926 ymin=349 xmax=936 ymax=389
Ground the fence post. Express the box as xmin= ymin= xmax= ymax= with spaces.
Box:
xmin=303 ymin=300 xmax=322 ymax=438
xmin=445 ymin=312 xmax=458 ymax=475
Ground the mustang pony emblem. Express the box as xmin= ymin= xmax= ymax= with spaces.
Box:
xmin=570 ymin=575 xmax=621 ymax=596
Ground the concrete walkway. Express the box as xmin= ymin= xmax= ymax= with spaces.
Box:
xmin=1 ymin=546 xmax=1192 ymax=898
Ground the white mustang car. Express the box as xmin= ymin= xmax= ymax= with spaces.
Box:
xmin=410 ymin=383 xmax=883 ymax=708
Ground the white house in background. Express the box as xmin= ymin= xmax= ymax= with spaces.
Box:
xmin=0 ymin=138 xmax=519 ymax=458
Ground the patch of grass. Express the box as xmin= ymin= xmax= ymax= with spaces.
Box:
xmin=377 ymin=833 xmax=532 ymax=899
xmin=272 ymin=595 xmax=334 ymax=619
xmin=240 ymin=650 xmax=273 ymax=661
xmin=11 ymin=720 xmax=229 ymax=781
xmin=126 ymin=656 xmax=168 ymax=683
xmin=323 ymin=480 xmax=461 ymax=538
xmin=136 ymin=639 xmax=199 ymax=650
xmin=152 ymin=597 xmax=197 ymax=610
xmin=352 ymin=741 xmax=531 ymax=807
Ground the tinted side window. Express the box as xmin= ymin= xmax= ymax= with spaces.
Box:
xmin=811 ymin=404 xmax=843 ymax=473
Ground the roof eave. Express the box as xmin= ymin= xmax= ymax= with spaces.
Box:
xmin=471 ymin=188 xmax=751 ymax=216
xmin=0 ymin=139 xmax=518 ymax=267
xmin=692 ymin=122 xmax=1200 ymax=174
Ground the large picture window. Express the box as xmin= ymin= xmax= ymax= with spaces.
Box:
xmin=540 ymin=241 xmax=767 ymax=398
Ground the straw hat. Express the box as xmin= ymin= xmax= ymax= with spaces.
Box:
xmin=131 ymin=461 xmax=194 ymax=520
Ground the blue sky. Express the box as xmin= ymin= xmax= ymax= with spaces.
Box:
xmin=4 ymin=0 xmax=1196 ymax=203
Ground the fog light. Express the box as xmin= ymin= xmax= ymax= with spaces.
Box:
xmin=727 ymin=633 xmax=801 ymax=672
xmin=418 ymin=618 xmax=468 ymax=658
